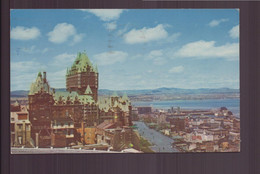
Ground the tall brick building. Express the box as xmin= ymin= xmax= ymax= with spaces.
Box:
xmin=26 ymin=51 xmax=132 ymax=147
xmin=66 ymin=52 xmax=98 ymax=101
xmin=28 ymin=72 xmax=54 ymax=146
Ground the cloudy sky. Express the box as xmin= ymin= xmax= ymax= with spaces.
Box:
xmin=11 ymin=9 xmax=239 ymax=91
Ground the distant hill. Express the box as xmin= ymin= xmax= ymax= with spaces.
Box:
xmin=99 ymin=87 xmax=239 ymax=96
xmin=11 ymin=90 xmax=30 ymax=98
xmin=11 ymin=87 xmax=239 ymax=98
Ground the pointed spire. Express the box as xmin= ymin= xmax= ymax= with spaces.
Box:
xmin=84 ymin=85 xmax=93 ymax=95
xmin=122 ymin=92 xmax=129 ymax=101
xmin=111 ymin=91 xmax=118 ymax=97
xmin=38 ymin=72 xmax=42 ymax=77
xmin=113 ymin=100 xmax=119 ymax=107
xmin=14 ymin=100 xmax=20 ymax=106
xmin=81 ymin=52 xmax=91 ymax=64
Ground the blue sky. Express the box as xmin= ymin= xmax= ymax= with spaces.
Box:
xmin=10 ymin=9 xmax=239 ymax=91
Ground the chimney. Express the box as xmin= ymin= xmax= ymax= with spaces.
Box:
xmin=43 ymin=72 xmax=46 ymax=82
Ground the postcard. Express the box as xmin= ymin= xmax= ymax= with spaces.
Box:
xmin=10 ymin=9 xmax=240 ymax=153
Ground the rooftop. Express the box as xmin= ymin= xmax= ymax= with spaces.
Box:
xmin=67 ymin=52 xmax=98 ymax=75
xmin=29 ymin=72 xmax=51 ymax=95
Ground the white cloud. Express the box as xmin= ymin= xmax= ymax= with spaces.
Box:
xmin=52 ymin=53 xmax=76 ymax=67
xmin=208 ymin=18 xmax=229 ymax=27
xmin=174 ymin=40 xmax=239 ymax=61
xmin=229 ymin=25 xmax=239 ymax=39
xmin=11 ymin=61 xmax=47 ymax=90
xmin=47 ymin=69 xmax=67 ymax=88
xmin=164 ymin=32 xmax=181 ymax=43
xmin=20 ymin=45 xmax=36 ymax=54
xmin=104 ymin=22 xmax=117 ymax=31
xmin=169 ymin=66 xmax=184 ymax=73
xmin=117 ymin=24 xmax=130 ymax=37
xmin=153 ymin=57 xmax=167 ymax=65
xmin=72 ymin=33 xmax=85 ymax=45
xmin=19 ymin=46 xmax=49 ymax=54
xmin=147 ymin=49 xmax=167 ymax=65
xmin=79 ymin=9 xmax=124 ymax=21
xmin=11 ymin=26 xmax=40 ymax=40
xmin=47 ymin=23 xmax=84 ymax=44
xmin=123 ymin=24 xmax=168 ymax=44
xmin=11 ymin=61 xmax=46 ymax=73
xmin=148 ymin=50 xmax=163 ymax=58
xmin=42 ymin=48 xmax=49 ymax=53
xmin=93 ymin=51 xmax=128 ymax=66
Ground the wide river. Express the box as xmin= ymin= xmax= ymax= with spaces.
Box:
xmin=133 ymin=121 xmax=178 ymax=152
xmin=133 ymin=98 xmax=240 ymax=117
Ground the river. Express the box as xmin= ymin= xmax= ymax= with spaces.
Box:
xmin=133 ymin=121 xmax=178 ymax=153
xmin=133 ymin=98 xmax=240 ymax=117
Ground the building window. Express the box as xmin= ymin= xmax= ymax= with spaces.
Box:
xmin=17 ymin=124 xmax=22 ymax=130
xmin=26 ymin=124 xmax=30 ymax=131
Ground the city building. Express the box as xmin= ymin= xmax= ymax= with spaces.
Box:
xmin=136 ymin=107 xmax=152 ymax=114
xmin=51 ymin=117 xmax=75 ymax=147
xmin=66 ymin=52 xmax=98 ymax=101
xmin=25 ymin=51 xmax=132 ymax=148
xmin=77 ymin=124 xmax=96 ymax=145
xmin=28 ymin=71 xmax=54 ymax=146
xmin=10 ymin=103 xmax=32 ymax=147
xmin=99 ymin=92 xmax=132 ymax=127
xmin=170 ymin=117 xmax=186 ymax=132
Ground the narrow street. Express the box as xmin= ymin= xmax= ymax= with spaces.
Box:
xmin=133 ymin=121 xmax=178 ymax=152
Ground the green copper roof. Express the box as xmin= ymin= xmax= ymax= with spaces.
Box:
xmin=122 ymin=93 xmax=129 ymax=101
xmin=29 ymin=72 xmax=51 ymax=95
xmin=53 ymin=91 xmax=95 ymax=105
xmin=111 ymin=91 xmax=118 ymax=97
xmin=113 ymin=100 xmax=119 ymax=107
xmin=84 ymin=85 xmax=93 ymax=95
xmin=68 ymin=52 xmax=98 ymax=75
xmin=14 ymin=100 xmax=20 ymax=106
xmin=98 ymin=95 xmax=131 ymax=113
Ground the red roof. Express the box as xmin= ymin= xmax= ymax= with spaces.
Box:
xmin=197 ymin=136 xmax=202 ymax=140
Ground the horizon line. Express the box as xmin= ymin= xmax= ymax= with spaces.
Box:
xmin=11 ymin=86 xmax=240 ymax=92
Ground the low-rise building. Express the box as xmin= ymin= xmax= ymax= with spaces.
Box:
xmin=10 ymin=104 xmax=31 ymax=147
xmin=77 ymin=123 xmax=96 ymax=145
xmin=51 ymin=117 xmax=75 ymax=146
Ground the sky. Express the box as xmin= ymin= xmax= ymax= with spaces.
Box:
xmin=10 ymin=9 xmax=239 ymax=91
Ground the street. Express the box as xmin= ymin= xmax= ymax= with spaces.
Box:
xmin=133 ymin=121 xmax=178 ymax=152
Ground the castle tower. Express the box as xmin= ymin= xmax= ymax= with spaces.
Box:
xmin=111 ymin=91 xmax=119 ymax=106
xmin=66 ymin=52 xmax=98 ymax=101
xmin=28 ymin=72 xmax=54 ymax=145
